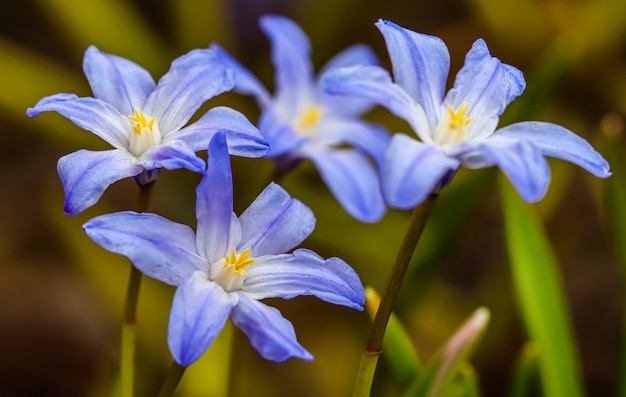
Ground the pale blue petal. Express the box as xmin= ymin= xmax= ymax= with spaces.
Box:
xmin=168 ymin=106 xmax=269 ymax=157
xmin=230 ymin=293 xmax=312 ymax=362
xmin=260 ymin=15 xmax=314 ymax=115
xmin=321 ymin=65 xmax=431 ymax=143
xmin=444 ymin=39 xmax=526 ymax=140
xmin=383 ymin=134 xmax=460 ymax=209
xmin=313 ymin=119 xmax=390 ymax=166
xmin=144 ymin=49 xmax=234 ymax=134
xmin=494 ymin=121 xmax=611 ymax=178
xmin=376 ymin=19 xmax=450 ymax=128
xmin=195 ymin=133 xmax=236 ymax=263
xmin=27 ymin=94 xmax=130 ymax=149
xmin=83 ymin=212 xmax=205 ymax=285
xmin=168 ymin=273 xmax=238 ymax=366
xmin=138 ymin=140 xmax=205 ymax=173
xmin=83 ymin=46 xmax=155 ymax=116
xmin=457 ymin=138 xmax=550 ymax=202
xmin=258 ymin=109 xmax=306 ymax=157
xmin=238 ymin=183 xmax=315 ymax=256
xmin=317 ymin=44 xmax=379 ymax=117
xmin=243 ymin=249 xmax=365 ymax=310
xmin=307 ymin=149 xmax=386 ymax=223
xmin=210 ymin=43 xmax=272 ymax=107
xmin=57 ymin=149 xmax=142 ymax=216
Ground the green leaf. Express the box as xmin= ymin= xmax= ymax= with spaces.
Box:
xmin=509 ymin=342 xmax=541 ymax=397
xmin=500 ymin=176 xmax=584 ymax=397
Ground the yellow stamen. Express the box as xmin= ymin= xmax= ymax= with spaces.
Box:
xmin=224 ymin=247 xmax=257 ymax=274
xmin=433 ymin=103 xmax=473 ymax=145
xmin=129 ymin=109 xmax=156 ymax=134
xmin=293 ymin=106 xmax=323 ymax=136
xmin=446 ymin=103 xmax=472 ymax=131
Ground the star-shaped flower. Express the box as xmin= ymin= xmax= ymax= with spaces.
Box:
xmin=322 ymin=20 xmax=610 ymax=209
xmin=211 ymin=15 xmax=390 ymax=222
xmin=28 ymin=46 xmax=268 ymax=215
xmin=83 ymin=132 xmax=365 ymax=366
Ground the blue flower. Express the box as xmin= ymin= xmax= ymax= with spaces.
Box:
xmin=322 ymin=20 xmax=611 ymax=209
xmin=83 ymin=132 xmax=365 ymax=366
xmin=27 ymin=46 xmax=269 ymax=216
xmin=210 ymin=15 xmax=390 ymax=222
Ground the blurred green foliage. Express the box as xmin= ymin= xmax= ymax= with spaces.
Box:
xmin=1 ymin=0 xmax=626 ymax=396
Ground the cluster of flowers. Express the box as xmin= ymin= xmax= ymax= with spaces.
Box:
xmin=27 ymin=15 xmax=610 ymax=367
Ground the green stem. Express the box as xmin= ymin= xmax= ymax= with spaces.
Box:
xmin=157 ymin=361 xmax=187 ymax=397
xmin=120 ymin=181 xmax=155 ymax=397
xmin=353 ymin=194 xmax=438 ymax=397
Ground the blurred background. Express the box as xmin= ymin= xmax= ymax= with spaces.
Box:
xmin=1 ymin=0 xmax=626 ymax=396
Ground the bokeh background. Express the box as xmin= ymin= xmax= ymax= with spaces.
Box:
xmin=1 ymin=0 xmax=626 ymax=396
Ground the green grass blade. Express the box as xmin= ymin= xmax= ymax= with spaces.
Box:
xmin=500 ymin=177 xmax=584 ymax=397
xmin=509 ymin=342 xmax=541 ymax=397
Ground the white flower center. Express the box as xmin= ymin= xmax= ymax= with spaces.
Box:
xmin=128 ymin=109 xmax=162 ymax=157
xmin=211 ymin=247 xmax=257 ymax=292
xmin=432 ymin=103 xmax=473 ymax=145
xmin=292 ymin=105 xmax=323 ymax=136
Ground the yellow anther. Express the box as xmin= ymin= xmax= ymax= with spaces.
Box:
xmin=299 ymin=106 xmax=323 ymax=127
xmin=224 ymin=247 xmax=256 ymax=274
xmin=446 ymin=103 xmax=472 ymax=131
xmin=433 ymin=103 xmax=473 ymax=145
xmin=129 ymin=109 xmax=156 ymax=134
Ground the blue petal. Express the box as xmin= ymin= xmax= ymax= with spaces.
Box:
xmin=376 ymin=19 xmax=450 ymax=129
xmin=57 ymin=149 xmax=142 ymax=215
xmin=168 ymin=106 xmax=269 ymax=157
xmin=138 ymin=140 xmax=205 ymax=173
xmin=168 ymin=273 xmax=238 ymax=366
xmin=83 ymin=212 xmax=205 ymax=285
xmin=258 ymin=109 xmax=306 ymax=157
xmin=83 ymin=46 xmax=155 ymax=116
xmin=317 ymin=44 xmax=380 ymax=117
xmin=230 ymin=293 xmax=312 ymax=362
xmin=144 ymin=49 xmax=235 ymax=134
xmin=444 ymin=39 xmax=526 ymax=140
xmin=195 ymin=132 xmax=237 ymax=263
xmin=238 ymin=183 xmax=315 ymax=256
xmin=243 ymin=248 xmax=365 ymax=310
xmin=457 ymin=138 xmax=550 ymax=202
xmin=307 ymin=149 xmax=386 ymax=223
xmin=27 ymin=94 xmax=130 ymax=149
xmin=210 ymin=43 xmax=272 ymax=107
xmin=495 ymin=121 xmax=611 ymax=178
xmin=383 ymin=134 xmax=460 ymax=209
xmin=321 ymin=65 xmax=431 ymax=143
xmin=260 ymin=15 xmax=314 ymax=116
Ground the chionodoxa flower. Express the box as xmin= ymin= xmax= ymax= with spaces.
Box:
xmin=83 ymin=132 xmax=365 ymax=366
xmin=322 ymin=20 xmax=611 ymax=209
xmin=28 ymin=46 xmax=268 ymax=215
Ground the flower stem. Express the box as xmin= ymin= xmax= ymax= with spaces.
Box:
xmin=157 ymin=361 xmax=187 ymax=397
xmin=120 ymin=181 xmax=155 ymax=397
xmin=353 ymin=194 xmax=438 ymax=397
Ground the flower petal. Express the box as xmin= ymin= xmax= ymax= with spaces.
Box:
xmin=83 ymin=212 xmax=205 ymax=285
xmin=321 ymin=65 xmax=431 ymax=143
xmin=376 ymin=19 xmax=450 ymax=129
xmin=260 ymin=14 xmax=314 ymax=116
xmin=169 ymin=106 xmax=269 ymax=157
xmin=168 ymin=273 xmax=238 ymax=366
xmin=495 ymin=121 xmax=611 ymax=178
xmin=83 ymin=46 xmax=155 ymax=116
xmin=138 ymin=140 xmax=205 ymax=173
xmin=383 ymin=134 xmax=460 ymax=209
xmin=230 ymin=293 xmax=312 ymax=362
xmin=57 ymin=149 xmax=142 ymax=215
xmin=27 ymin=94 xmax=130 ymax=149
xmin=195 ymin=132 xmax=237 ymax=263
xmin=444 ymin=39 xmax=526 ymax=140
xmin=210 ymin=43 xmax=272 ymax=107
xmin=243 ymin=248 xmax=365 ymax=310
xmin=317 ymin=44 xmax=380 ymax=117
xmin=258 ymin=109 xmax=306 ymax=157
xmin=144 ymin=49 xmax=234 ymax=134
xmin=456 ymin=138 xmax=550 ymax=202
xmin=307 ymin=149 xmax=386 ymax=223
xmin=238 ymin=183 xmax=315 ymax=256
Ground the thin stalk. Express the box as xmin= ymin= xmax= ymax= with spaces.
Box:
xmin=157 ymin=361 xmax=187 ymax=397
xmin=120 ymin=181 xmax=155 ymax=397
xmin=353 ymin=194 xmax=438 ymax=397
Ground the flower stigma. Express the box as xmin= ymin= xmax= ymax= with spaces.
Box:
xmin=293 ymin=105 xmax=323 ymax=136
xmin=433 ymin=103 xmax=473 ymax=145
xmin=128 ymin=109 xmax=162 ymax=157
xmin=212 ymin=247 xmax=257 ymax=292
